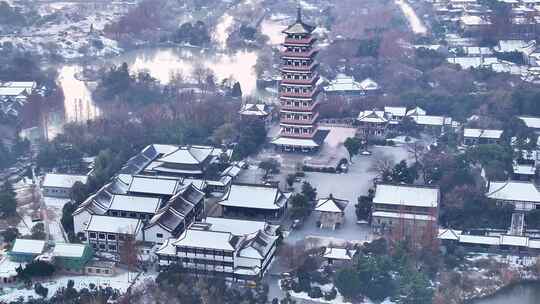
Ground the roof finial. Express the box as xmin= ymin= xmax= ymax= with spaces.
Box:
xmin=296 ymin=5 xmax=302 ymax=22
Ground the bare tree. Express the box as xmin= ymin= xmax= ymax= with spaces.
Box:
xmin=119 ymin=234 xmax=141 ymax=283
xmin=406 ymin=141 xmax=425 ymax=165
xmin=369 ymin=154 xmax=394 ymax=181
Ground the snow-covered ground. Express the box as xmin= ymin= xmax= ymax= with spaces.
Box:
xmin=0 ymin=2 xmax=125 ymax=60
xmin=0 ymin=269 xmax=156 ymax=302
xmin=395 ymin=0 xmax=427 ymax=35
xmin=43 ymin=197 xmax=69 ymax=241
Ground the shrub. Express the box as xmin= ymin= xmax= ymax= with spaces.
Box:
xmin=291 ymin=281 xmax=302 ymax=293
xmin=324 ymin=288 xmax=338 ymax=301
xmin=308 ymin=286 xmax=323 ymax=298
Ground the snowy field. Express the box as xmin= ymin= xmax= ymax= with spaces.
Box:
xmin=0 ymin=269 xmax=156 ymax=302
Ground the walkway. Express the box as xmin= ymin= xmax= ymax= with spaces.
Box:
xmin=395 ymin=0 xmax=428 ymax=35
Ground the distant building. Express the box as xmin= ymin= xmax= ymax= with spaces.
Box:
xmin=518 ymin=116 xmax=540 ymax=134
xmin=84 ymin=215 xmax=144 ymax=253
xmin=8 ymin=239 xmax=46 ymax=263
xmin=72 ymin=173 xmax=206 ymax=237
xmin=405 ymin=106 xmax=426 ymax=117
xmin=271 ymin=7 xmax=328 ymax=152
xmin=42 ymin=173 xmax=88 ymax=198
xmin=143 ymin=183 xmax=205 ymax=245
xmin=438 ymin=228 xmax=540 ymax=254
xmin=384 ymin=106 xmax=407 ymax=122
xmin=239 ymin=103 xmax=272 ymax=126
xmin=52 ymin=243 xmax=93 ymax=274
xmin=356 ymin=109 xmax=390 ymax=138
xmin=84 ymin=260 xmax=116 ymax=277
xmin=512 ymin=162 xmax=536 ymax=181
xmin=459 ymin=15 xmax=491 ymax=36
xmin=371 ymin=184 xmax=439 ymax=237
xmin=462 ymin=128 xmax=504 ymax=146
xmin=324 ymin=74 xmax=380 ymax=97
xmin=218 ymin=183 xmax=291 ymax=219
xmin=322 ymin=247 xmax=357 ymax=265
xmin=120 ymin=144 xmax=233 ymax=178
xmin=0 ymin=81 xmax=37 ymax=117
xmin=486 ymin=180 xmax=540 ymax=211
xmin=411 ymin=115 xmax=452 ymax=134
xmin=314 ymin=195 xmax=348 ymax=229
xmin=156 ymin=217 xmax=279 ymax=282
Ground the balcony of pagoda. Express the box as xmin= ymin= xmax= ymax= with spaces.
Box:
xmin=281 ymin=75 xmax=319 ymax=85
xmin=280 ymin=49 xmax=318 ymax=59
xmin=279 ymin=131 xmax=317 ymax=139
xmin=280 ymin=113 xmax=319 ymax=125
xmin=280 ymin=89 xmax=320 ymax=99
xmin=280 ymin=62 xmax=318 ymax=72
xmin=284 ymin=36 xmax=316 ymax=45
xmin=280 ymin=101 xmax=320 ymax=112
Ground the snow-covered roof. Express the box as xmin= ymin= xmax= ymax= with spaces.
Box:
xmin=204 ymin=217 xmax=268 ymax=236
xmin=128 ymin=175 xmax=180 ymax=196
xmin=513 ymin=163 xmax=536 ymax=175
xmin=156 ymin=238 xmax=177 ymax=256
xmin=42 ymin=173 xmax=88 ymax=189
xmin=384 ymin=106 xmax=406 ymax=117
xmin=85 ymin=215 xmax=143 ymax=235
xmin=239 ymin=103 xmax=270 ymax=116
xmin=52 ymin=243 xmax=87 ymax=258
xmin=372 ymin=211 xmax=436 ymax=221
xmin=518 ymin=116 xmax=540 ymax=129
xmin=315 ymin=196 xmax=348 ymax=213
xmin=447 ymin=57 xmax=499 ymax=69
xmin=460 ymin=15 xmax=490 ymax=26
xmin=108 ymin=195 xmax=161 ymax=214
xmin=458 ymin=234 xmax=500 ymax=246
xmin=158 ymin=146 xmax=214 ymax=165
xmin=11 ymin=239 xmax=46 ymax=255
xmin=373 ymin=184 xmax=439 ymax=208
xmin=412 ymin=115 xmax=451 ymax=126
xmin=282 ymin=8 xmax=315 ymax=34
xmin=271 ymin=136 xmax=320 ymax=147
xmin=406 ymin=106 xmax=426 ymax=117
xmin=500 ymin=235 xmax=528 ymax=247
xmin=357 ymin=110 xmax=388 ymax=123
xmin=221 ymin=165 xmax=242 ymax=178
xmin=219 ymin=184 xmax=289 ymax=210
xmin=487 ymin=181 xmax=540 ymax=203
xmin=463 ymin=128 xmax=503 ymax=139
xmin=437 ymin=228 xmax=462 ymax=240
xmin=324 ymin=74 xmax=362 ymax=92
xmin=0 ymin=87 xmax=27 ymax=96
xmin=494 ymin=40 xmax=536 ymax=53
xmin=173 ymin=229 xmax=235 ymax=251
xmin=323 ymin=247 xmax=356 ymax=260
xmin=359 ymin=78 xmax=379 ymax=90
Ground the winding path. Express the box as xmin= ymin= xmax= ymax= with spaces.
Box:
xmin=395 ymin=0 xmax=428 ymax=35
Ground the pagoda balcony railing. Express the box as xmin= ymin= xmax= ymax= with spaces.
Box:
xmin=281 ymin=113 xmax=319 ymax=125
xmin=279 ymin=131 xmax=316 ymax=139
xmin=280 ymin=89 xmax=319 ymax=98
xmin=281 ymin=75 xmax=319 ymax=85
xmin=280 ymin=101 xmax=320 ymax=111
xmin=280 ymin=62 xmax=318 ymax=71
xmin=280 ymin=49 xmax=318 ymax=59
xmin=284 ymin=37 xmax=316 ymax=45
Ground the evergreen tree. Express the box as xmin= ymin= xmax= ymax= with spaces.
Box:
xmin=0 ymin=181 xmax=17 ymax=217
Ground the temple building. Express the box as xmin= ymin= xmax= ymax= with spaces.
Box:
xmin=271 ymin=8 xmax=328 ymax=152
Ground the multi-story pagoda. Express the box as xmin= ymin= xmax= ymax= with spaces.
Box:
xmin=271 ymin=7 xmax=328 ymax=152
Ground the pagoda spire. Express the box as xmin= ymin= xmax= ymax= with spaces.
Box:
xmin=296 ymin=5 xmax=302 ymax=22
